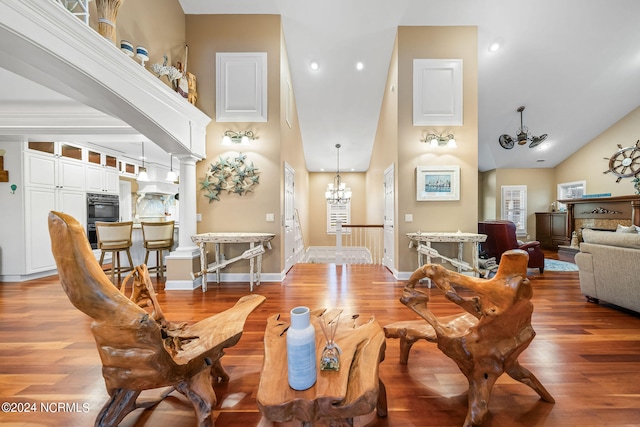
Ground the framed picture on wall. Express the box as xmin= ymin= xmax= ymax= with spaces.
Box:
xmin=416 ymin=165 xmax=460 ymax=201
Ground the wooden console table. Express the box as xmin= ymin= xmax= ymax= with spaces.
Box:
xmin=406 ymin=232 xmax=487 ymax=275
xmin=257 ymin=308 xmax=387 ymax=426
xmin=191 ymin=232 xmax=275 ymax=292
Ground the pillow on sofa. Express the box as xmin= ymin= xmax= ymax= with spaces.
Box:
xmin=616 ymin=224 xmax=637 ymax=233
xmin=582 ymin=228 xmax=640 ymax=249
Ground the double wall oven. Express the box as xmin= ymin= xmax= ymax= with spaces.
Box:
xmin=87 ymin=193 xmax=120 ymax=249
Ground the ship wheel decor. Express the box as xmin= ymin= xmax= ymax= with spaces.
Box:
xmin=200 ymin=153 xmax=260 ymax=202
xmin=603 ymin=140 xmax=640 ymax=183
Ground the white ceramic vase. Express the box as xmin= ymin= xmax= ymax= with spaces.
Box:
xmin=286 ymin=306 xmax=317 ymax=390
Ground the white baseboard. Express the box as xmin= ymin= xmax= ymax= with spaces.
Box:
xmin=165 ymin=277 xmax=202 ymax=291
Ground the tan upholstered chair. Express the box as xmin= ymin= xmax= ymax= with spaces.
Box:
xmin=141 ymin=221 xmax=175 ymax=280
xmin=96 ymin=221 xmax=134 ymax=282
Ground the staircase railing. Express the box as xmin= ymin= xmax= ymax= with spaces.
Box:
xmin=335 ymin=222 xmax=384 ymax=264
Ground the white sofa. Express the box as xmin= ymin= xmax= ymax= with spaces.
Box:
xmin=575 ymin=228 xmax=640 ymax=313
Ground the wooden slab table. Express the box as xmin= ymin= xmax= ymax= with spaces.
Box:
xmin=191 ymin=232 xmax=275 ymax=292
xmin=257 ymin=308 xmax=387 ymax=426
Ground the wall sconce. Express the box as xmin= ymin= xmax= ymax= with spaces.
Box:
xmin=222 ymin=130 xmax=254 ymax=145
xmin=421 ymin=133 xmax=457 ymax=148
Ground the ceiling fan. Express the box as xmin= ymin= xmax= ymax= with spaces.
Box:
xmin=499 ymin=106 xmax=548 ymax=149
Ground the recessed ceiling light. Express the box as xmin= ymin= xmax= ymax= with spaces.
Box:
xmin=356 ymin=61 xmax=364 ymax=71
xmin=488 ymin=37 xmax=504 ymax=52
xmin=310 ymin=61 xmax=319 ymax=71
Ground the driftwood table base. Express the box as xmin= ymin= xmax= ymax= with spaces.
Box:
xmin=257 ymin=309 xmax=387 ymax=426
xmin=48 ymin=211 xmax=265 ymax=427
xmin=390 ymin=249 xmax=555 ymax=427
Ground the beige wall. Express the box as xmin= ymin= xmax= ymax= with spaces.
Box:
xmin=186 ymin=15 xmax=285 ymax=274
xmin=280 ymin=28 xmax=309 ymax=259
xmin=555 ymin=105 xmax=640 ymax=197
xmin=492 ymin=168 xmax=555 ymax=239
xmin=90 ymin=0 xmax=187 ymax=91
xmin=308 ymin=172 xmax=367 ymax=247
xmin=479 ymin=169 xmax=496 ymax=220
xmin=396 ymin=26 xmax=479 ymax=272
xmin=367 ymin=34 xmax=399 ymax=226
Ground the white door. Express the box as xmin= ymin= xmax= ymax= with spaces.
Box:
xmin=284 ymin=162 xmax=296 ymax=273
xmin=383 ymin=164 xmax=395 ymax=271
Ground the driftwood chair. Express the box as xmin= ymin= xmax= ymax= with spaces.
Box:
xmin=48 ymin=211 xmax=265 ymax=427
xmin=385 ymin=249 xmax=554 ymax=427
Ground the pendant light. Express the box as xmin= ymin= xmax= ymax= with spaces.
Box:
xmin=137 ymin=141 xmax=149 ymax=181
xmin=166 ymin=154 xmax=177 ymax=182
xmin=325 ymin=144 xmax=352 ymax=204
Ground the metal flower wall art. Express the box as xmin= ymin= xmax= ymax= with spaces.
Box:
xmin=200 ymin=153 xmax=260 ymax=202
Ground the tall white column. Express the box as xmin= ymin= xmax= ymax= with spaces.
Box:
xmin=165 ymin=154 xmax=201 ymax=290
xmin=175 ymin=154 xmax=199 ymax=253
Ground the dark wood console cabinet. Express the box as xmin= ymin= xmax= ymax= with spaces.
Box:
xmin=535 ymin=212 xmax=569 ymax=250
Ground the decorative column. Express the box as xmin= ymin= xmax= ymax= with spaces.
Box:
xmin=165 ymin=154 xmax=201 ymax=290
xmin=175 ymin=154 xmax=199 ymax=252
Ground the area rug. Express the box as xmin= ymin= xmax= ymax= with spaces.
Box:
xmin=541 ymin=259 xmax=579 ymax=272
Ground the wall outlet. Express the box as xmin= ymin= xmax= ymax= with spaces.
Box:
xmin=405 ymin=214 xmax=413 ymax=222
xmin=266 ymin=213 xmax=275 ymax=222
xmin=196 ymin=213 xmax=202 ymax=222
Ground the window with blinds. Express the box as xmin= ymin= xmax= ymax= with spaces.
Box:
xmin=326 ymin=202 xmax=351 ymax=234
xmin=501 ymin=185 xmax=527 ymax=235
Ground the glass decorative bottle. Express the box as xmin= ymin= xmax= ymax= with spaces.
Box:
xmin=319 ymin=312 xmax=341 ymax=371
xmin=320 ymin=341 xmax=341 ymax=371
xmin=286 ymin=306 xmax=317 ymax=390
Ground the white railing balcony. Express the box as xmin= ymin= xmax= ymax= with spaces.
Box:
xmin=335 ymin=222 xmax=384 ymax=265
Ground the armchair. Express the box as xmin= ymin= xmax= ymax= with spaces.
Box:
xmin=478 ymin=220 xmax=545 ymax=273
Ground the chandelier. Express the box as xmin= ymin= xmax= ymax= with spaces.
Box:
xmin=325 ymin=144 xmax=352 ymax=204
xmin=499 ymin=106 xmax=548 ymax=149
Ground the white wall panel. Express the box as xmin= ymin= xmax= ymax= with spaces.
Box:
xmin=413 ymin=59 xmax=463 ymax=126
xmin=216 ymin=52 xmax=267 ymax=122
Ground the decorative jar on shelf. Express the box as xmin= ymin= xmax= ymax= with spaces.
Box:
xmin=286 ymin=306 xmax=316 ymax=390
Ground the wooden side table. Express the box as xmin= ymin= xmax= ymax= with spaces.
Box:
xmin=257 ymin=308 xmax=387 ymax=426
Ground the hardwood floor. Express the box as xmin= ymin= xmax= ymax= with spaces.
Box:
xmin=1 ymin=255 xmax=640 ymax=426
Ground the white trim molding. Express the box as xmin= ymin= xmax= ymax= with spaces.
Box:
xmin=216 ymin=52 xmax=268 ymax=122
xmin=413 ymin=59 xmax=463 ymax=126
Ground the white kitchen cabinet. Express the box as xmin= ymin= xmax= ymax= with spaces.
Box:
xmin=86 ymin=164 xmax=119 ymax=194
xmin=23 ymin=187 xmax=86 ymax=273
xmin=86 ymin=149 xmax=119 ymax=194
xmin=24 ymin=150 xmax=85 ymax=191
xmin=23 ymin=142 xmax=88 ymax=274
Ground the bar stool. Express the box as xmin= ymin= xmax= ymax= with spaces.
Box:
xmin=141 ymin=221 xmax=175 ymax=281
xmin=96 ymin=221 xmax=134 ymax=283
